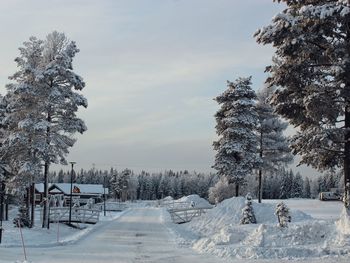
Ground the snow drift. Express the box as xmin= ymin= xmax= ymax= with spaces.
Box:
xmin=177 ymin=194 xmax=212 ymax=208
xmin=170 ymin=197 xmax=350 ymax=260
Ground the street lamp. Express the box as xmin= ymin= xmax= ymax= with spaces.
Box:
xmin=103 ymin=176 xmax=106 ymax=216
xmin=68 ymin=162 xmax=76 ymax=225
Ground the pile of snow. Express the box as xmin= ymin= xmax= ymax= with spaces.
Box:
xmin=170 ymin=197 xmax=350 ymax=259
xmin=336 ymin=207 xmax=350 ymax=235
xmin=163 ymin=196 xmax=173 ymax=201
xmin=188 ymin=197 xmax=311 ymax=234
xmin=176 ymin=194 xmax=212 ymax=208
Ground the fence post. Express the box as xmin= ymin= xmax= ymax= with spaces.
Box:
xmin=18 ymin=220 xmax=28 ymax=262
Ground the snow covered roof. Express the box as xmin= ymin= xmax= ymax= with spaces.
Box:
xmin=35 ymin=183 xmax=44 ymax=193
xmin=52 ymin=183 xmax=105 ymax=195
xmin=35 ymin=183 xmax=107 ymax=195
xmin=35 ymin=183 xmax=54 ymax=193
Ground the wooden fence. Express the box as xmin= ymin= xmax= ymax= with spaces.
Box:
xmin=167 ymin=204 xmax=212 ymax=224
xmin=49 ymin=207 xmax=100 ymax=224
xmin=93 ymin=202 xmax=127 ymax=212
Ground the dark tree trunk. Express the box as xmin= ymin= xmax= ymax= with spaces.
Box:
xmin=0 ymin=181 xmax=4 ymax=221
xmin=235 ymin=184 xmax=239 ymax=197
xmin=344 ymin=106 xmax=350 ymax=210
xmin=42 ymin=161 xmax=49 ymax=228
xmin=31 ymin=183 xmax=35 ymax=228
xmin=0 ymin=181 xmax=4 ymax=243
xmin=26 ymin=186 xmax=31 ymax=227
xmin=258 ymin=130 xmax=263 ymax=203
xmin=5 ymin=203 xmax=8 ymax=221
xmin=258 ymin=169 xmax=262 ymax=203
xmin=343 ymin=21 xmax=350 ymax=212
xmin=42 ymin=109 xmax=51 ymax=228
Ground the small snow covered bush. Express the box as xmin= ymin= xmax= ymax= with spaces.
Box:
xmin=13 ymin=201 xmax=31 ymax=228
xmin=240 ymin=193 xmax=256 ymax=224
xmin=208 ymin=177 xmax=235 ymax=204
xmin=275 ymin=202 xmax=291 ymax=227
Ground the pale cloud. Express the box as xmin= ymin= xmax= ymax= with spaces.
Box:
xmin=0 ymin=0 xmax=317 ymax=176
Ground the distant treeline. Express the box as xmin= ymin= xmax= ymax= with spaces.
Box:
xmin=43 ymin=167 xmax=342 ymax=202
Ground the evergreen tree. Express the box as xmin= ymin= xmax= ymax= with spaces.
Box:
xmin=240 ymin=193 xmax=257 ymax=224
xmin=110 ymin=172 xmax=119 ymax=200
xmin=213 ymin=77 xmax=261 ymax=196
xmin=57 ymin=169 xmax=64 ymax=183
xmin=279 ymin=169 xmax=294 ymax=199
xmin=3 ymin=31 xmax=87 ymax=227
xmin=255 ymin=0 xmax=350 ymax=210
xmin=256 ymin=86 xmax=293 ymax=202
xmin=119 ymin=169 xmax=131 ymax=201
xmin=303 ymin=177 xmax=312 ymax=198
xmin=275 ymin=202 xmax=291 ymax=228
xmin=291 ymin=172 xmax=303 ymax=198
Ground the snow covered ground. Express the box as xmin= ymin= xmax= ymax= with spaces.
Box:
xmin=166 ymin=197 xmax=350 ymax=261
xmin=263 ymin=198 xmax=343 ymax=220
xmin=0 ymin=207 xmax=228 ymax=263
xmin=0 ymin=198 xmax=349 ymax=263
xmin=0 ymin=206 xmax=124 ymax=248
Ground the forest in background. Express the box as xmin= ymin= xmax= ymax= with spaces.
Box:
xmin=45 ymin=167 xmax=343 ymax=204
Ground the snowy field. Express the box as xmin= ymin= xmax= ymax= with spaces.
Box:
xmin=0 ymin=206 xmax=124 ymax=248
xmin=0 ymin=198 xmax=349 ymax=263
xmin=263 ymin=199 xmax=343 ymax=220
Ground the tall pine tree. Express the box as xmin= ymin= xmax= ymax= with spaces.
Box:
xmin=255 ymin=0 xmax=350 ymax=210
xmin=3 ymin=31 xmax=87 ymax=227
xmin=213 ymin=77 xmax=261 ymax=196
xmin=256 ymin=86 xmax=293 ymax=203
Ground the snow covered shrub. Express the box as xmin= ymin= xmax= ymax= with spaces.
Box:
xmin=275 ymin=202 xmax=291 ymax=228
xmin=208 ymin=177 xmax=235 ymax=204
xmin=13 ymin=204 xmax=31 ymax=228
xmin=240 ymin=193 xmax=257 ymax=224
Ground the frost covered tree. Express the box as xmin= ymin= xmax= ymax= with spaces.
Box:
xmin=256 ymin=87 xmax=293 ymax=203
xmin=291 ymin=172 xmax=304 ymax=198
xmin=208 ymin=177 xmax=235 ymax=204
xmin=275 ymin=202 xmax=291 ymax=228
xmin=303 ymin=177 xmax=312 ymax=198
xmin=119 ymin=169 xmax=131 ymax=201
xmin=279 ymin=169 xmax=294 ymax=199
xmin=255 ymin=0 xmax=350 ymax=210
xmin=4 ymin=31 xmax=87 ymax=227
xmin=213 ymin=77 xmax=261 ymax=196
xmin=240 ymin=193 xmax=257 ymax=224
xmin=110 ymin=172 xmax=119 ymax=200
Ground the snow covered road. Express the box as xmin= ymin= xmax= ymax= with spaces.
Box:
xmin=0 ymin=207 xmax=227 ymax=263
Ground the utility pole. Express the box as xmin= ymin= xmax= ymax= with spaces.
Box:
xmin=68 ymin=162 xmax=76 ymax=225
xmin=0 ymin=180 xmax=4 ymax=244
xmin=103 ymin=176 xmax=106 ymax=216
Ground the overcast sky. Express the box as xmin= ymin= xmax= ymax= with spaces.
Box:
xmin=0 ymin=0 xmax=319 ymax=176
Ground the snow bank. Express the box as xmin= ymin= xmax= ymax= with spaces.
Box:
xmin=163 ymin=196 xmax=173 ymax=201
xmin=187 ymin=197 xmax=311 ymax=235
xmin=170 ymin=197 xmax=350 ymax=259
xmin=336 ymin=207 xmax=350 ymax=235
xmin=177 ymin=194 xmax=212 ymax=208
